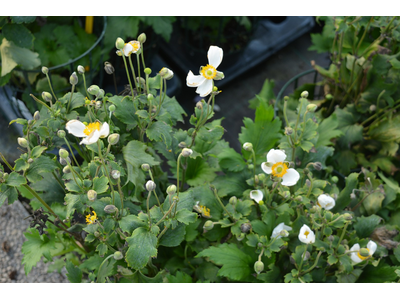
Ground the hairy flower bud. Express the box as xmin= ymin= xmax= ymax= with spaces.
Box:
xmin=33 ymin=111 xmax=40 ymax=121
xmin=111 ymin=170 xmax=120 ymax=179
xmin=63 ymin=165 xmax=71 ymax=174
xmin=88 ymin=85 xmax=100 ymax=96
xmin=254 ymin=261 xmax=264 ymax=274
xmin=280 ymin=229 xmax=289 ymax=237
xmin=115 ymin=37 xmax=125 ymax=50
xmin=243 ymin=142 xmax=253 ymax=152
xmin=104 ymin=204 xmax=118 ymax=214
xmin=113 ymin=251 xmax=123 ymax=260
xmin=141 ymin=164 xmax=150 ymax=171
xmin=181 ymin=148 xmax=193 ymax=157
xmin=313 ymin=162 xmax=322 ymax=171
xmin=285 ymin=127 xmax=293 ymax=135
xmin=240 ymin=223 xmax=252 ymax=233
xmin=57 ymin=130 xmax=66 ymax=138
xmin=42 ymin=91 xmax=52 ymax=103
xmin=42 ymin=66 xmax=49 ymax=75
xmin=104 ymin=61 xmax=115 ymax=75
xmin=144 ymin=68 xmax=152 ymax=75
xmin=137 ymin=33 xmax=146 ymax=44
xmin=203 ymin=220 xmax=214 ymax=231
xmin=59 ymin=149 xmax=69 ymax=159
xmin=167 ymin=184 xmax=177 ymax=195
xmin=146 ymin=180 xmax=156 ymax=191
xmin=59 ymin=156 xmax=71 ymax=166
xmin=229 ymin=196 xmax=237 ymax=206
xmin=70 ymin=72 xmax=78 ymax=85
xmin=306 ymin=104 xmax=317 ymax=112
xmin=331 ymin=176 xmax=339 ymax=183
xmin=159 ymin=67 xmax=174 ymax=80
xmin=342 ymin=213 xmax=353 ymax=221
xmin=108 ymin=133 xmax=120 ymax=145
xmin=109 ymin=104 xmax=116 ymax=112
xmin=301 ymin=91 xmax=309 ymax=99
xmin=18 ymin=137 xmax=28 ymax=148
xmin=77 ymin=65 xmax=85 ymax=74
xmin=87 ymin=190 xmax=97 ymax=202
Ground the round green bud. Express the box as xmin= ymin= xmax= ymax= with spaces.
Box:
xmin=248 ymin=164 xmax=254 ymax=170
xmin=301 ymin=91 xmax=309 ymax=99
xmin=115 ymin=37 xmax=125 ymax=50
xmin=59 ymin=148 xmax=69 ymax=159
xmin=306 ymin=104 xmax=317 ymax=112
xmin=96 ymin=89 xmax=105 ymax=99
xmin=181 ymin=148 xmax=193 ymax=157
xmin=108 ymin=133 xmax=120 ymax=145
xmin=87 ymin=85 xmax=100 ymax=96
xmin=138 ymin=33 xmax=146 ymax=44
xmin=144 ymin=68 xmax=152 ymax=75
xmin=167 ymin=184 xmax=177 ymax=195
xmin=94 ymin=231 xmax=100 ymax=238
xmin=359 ymin=248 xmax=370 ymax=258
xmin=178 ymin=142 xmax=187 ymax=148
xmin=69 ymin=72 xmax=78 ymax=85
xmin=254 ymin=261 xmax=264 ymax=274
xmin=42 ymin=91 xmax=52 ymax=103
xmin=295 ymin=195 xmax=303 ymax=202
xmin=109 ymin=104 xmax=116 ymax=112
xmin=87 ymin=190 xmax=97 ymax=202
xmin=85 ymin=99 xmax=91 ymax=105
xmin=282 ymin=191 xmax=291 ymax=199
xmin=213 ymin=86 xmax=218 ymax=92
xmin=147 ymin=94 xmax=154 ymax=101
xmin=258 ymin=173 xmax=266 ymax=182
xmin=104 ymin=204 xmax=118 ymax=214
xmin=203 ymin=220 xmax=214 ymax=231
xmin=63 ymin=165 xmax=71 ymax=174
xmin=159 ymin=67 xmax=174 ymax=80
xmin=243 ymin=142 xmax=253 ymax=152
xmin=57 ymin=130 xmax=66 ymax=138
xmin=111 ymin=170 xmax=120 ymax=180
xmin=342 ymin=213 xmax=353 ymax=221
xmin=325 ymin=94 xmax=333 ymax=100
xmin=17 ymin=137 xmax=28 ymax=148
xmin=113 ymin=251 xmax=124 ymax=260
xmin=285 ymin=127 xmax=293 ymax=135
xmin=33 ymin=111 xmax=40 ymax=121
xmin=146 ymin=180 xmax=156 ymax=192
xmin=141 ymin=164 xmax=150 ymax=171
xmin=150 ymin=225 xmax=160 ymax=235
xmin=324 ymin=211 xmax=333 ymax=221
xmin=331 ymin=176 xmax=339 ymax=183
xmin=42 ymin=66 xmax=49 ymax=75
xmin=77 ymin=65 xmax=85 ymax=74
xmin=59 ymin=156 xmax=71 ymax=166
xmin=229 ymin=196 xmax=237 ymax=206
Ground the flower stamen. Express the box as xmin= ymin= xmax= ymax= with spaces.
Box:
xmin=271 ymin=162 xmax=288 ymax=178
xmin=83 ymin=122 xmax=100 ymax=136
xmin=86 ymin=211 xmax=97 ymax=225
xmin=201 ymin=64 xmax=217 ymax=80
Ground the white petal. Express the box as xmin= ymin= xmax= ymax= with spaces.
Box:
xmin=80 ymin=130 xmax=100 ymax=145
xmin=318 ymin=194 xmax=335 ymax=210
xmin=123 ymin=43 xmax=133 ymax=56
xmin=271 ymin=223 xmax=285 ymax=238
xmin=99 ymin=122 xmax=110 ymax=138
xmin=207 ymin=45 xmax=223 ymax=69
xmin=281 ymin=169 xmax=300 ymax=186
xmin=186 ymin=70 xmax=206 ymax=87
xmin=350 ymin=253 xmax=363 ymax=264
xmin=195 ymin=79 xmax=213 ymax=97
xmin=261 ymin=162 xmax=272 ymax=174
xmin=350 ymin=243 xmax=360 ymax=252
xmin=250 ymin=190 xmax=263 ymax=202
xmin=65 ymin=120 xmax=87 ymax=137
xmin=266 ymin=149 xmax=287 ymax=164
xmin=367 ymin=240 xmax=377 ymax=255
xmin=298 ymin=224 xmax=314 ymax=244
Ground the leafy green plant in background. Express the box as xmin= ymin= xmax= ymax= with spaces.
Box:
xmin=1 ymin=25 xmax=400 ymax=283
xmin=306 ymin=16 xmax=400 ymax=177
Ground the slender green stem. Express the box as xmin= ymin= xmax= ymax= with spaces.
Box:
xmin=136 ymin=54 xmax=142 ymax=93
xmin=52 ymin=171 xmax=66 ymax=193
xmin=336 ymin=222 xmax=349 ymax=251
xmin=121 ymin=55 xmax=136 ymax=102
xmin=96 ymin=254 xmax=114 ymax=283
xmin=298 ymin=244 xmax=308 ymax=272
xmin=82 ymin=73 xmax=90 ymax=99
xmin=211 ymin=185 xmax=235 ymax=221
xmin=283 ymin=98 xmax=290 ymax=128
xmin=300 ymin=251 xmax=322 ymax=276
xmin=155 ymin=200 xmax=176 ymax=227
xmin=0 ymin=151 xmax=14 ymax=171
xmin=46 ymin=73 xmax=58 ymax=102
xmin=251 ymin=149 xmax=257 ymax=185
xmin=66 ymin=159 xmax=84 ymax=190
xmin=117 ymin=178 xmax=124 ymax=216
xmin=306 ymin=173 xmax=313 ymax=197
xmin=30 ymin=94 xmax=53 ymax=113
xmin=63 ymin=138 xmax=83 ymax=173
xmin=97 ymin=141 xmax=115 ymax=204
xmin=146 ymin=190 xmax=152 ymax=228
xmin=176 ymin=153 xmax=183 ymax=197
xmin=157 ymin=225 xmax=169 ymax=240
xmin=128 ymin=55 xmax=139 ymax=93
xmin=67 ymin=84 xmax=75 ymax=113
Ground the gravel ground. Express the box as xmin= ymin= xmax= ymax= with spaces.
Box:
xmin=0 ymin=200 xmax=69 ymax=283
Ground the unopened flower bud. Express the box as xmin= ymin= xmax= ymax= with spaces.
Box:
xmin=111 ymin=170 xmax=120 ymax=179
xmin=248 ymin=164 xmax=254 ymax=170
xmin=115 ymin=37 xmax=125 ymax=50
xmin=196 ymin=102 xmax=203 ymax=110
xmin=96 ymin=89 xmax=105 ymax=99
xmin=243 ymin=142 xmax=253 ymax=152
xmin=144 ymin=68 xmax=152 ymax=75
xmin=178 ymin=142 xmax=187 ymax=148
xmin=104 ymin=61 xmax=115 ymax=75
xmin=57 ymin=130 xmax=66 ymax=138
xmin=281 ymin=191 xmax=291 ymax=199
xmin=359 ymin=248 xmax=370 ymax=257
xmin=59 ymin=156 xmax=71 ymax=166
xmin=18 ymin=137 xmax=28 ymax=148
xmin=258 ymin=173 xmax=266 ymax=182
xmin=313 ymin=162 xmax=322 ymax=171
xmin=88 ymin=85 xmax=100 ymax=96
xmin=229 ymin=196 xmax=237 ymax=205
xmin=77 ymin=65 xmax=85 ymax=74
xmin=303 ymin=251 xmax=311 ymax=261
xmin=42 ymin=66 xmax=49 ymax=74
xmin=113 ymin=251 xmax=123 ymax=260
xmin=33 ymin=111 xmax=40 ymax=121
xmin=240 ymin=223 xmax=252 ymax=233
xmin=70 ymin=72 xmax=78 ymax=85
xmin=116 ymin=50 xmax=122 ymax=56
xmin=254 ymin=261 xmax=264 ymax=274
xmin=203 ymin=220 xmax=214 ymax=231
xmin=42 ymin=91 xmax=52 ymax=103
xmin=63 ymin=165 xmax=71 ymax=174
xmin=146 ymin=180 xmax=156 ymax=191
xmin=331 ymin=176 xmax=338 ymax=183
xmin=369 ymin=105 xmax=376 ymax=112
xmin=181 ymin=148 xmax=193 ymax=157
xmin=325 ymin=94 xmax=333 ymax=100
xmin=350 ymin=192 xmax=356 ymax=200
xmin=94 ymin=231 xmax=100 ymax=238
xmin=214 ymin=71 xmax=224 ymax=80
xmin=295 ymin=195 xmax=303 ymax=202
xmin=167 ymin=184 xmax=177 ymax=195
xmin=306 ymin=104 xmax=317 ymax=112
xmin=87 ymin=190 xmax=97 ymax=202
xmin=109 ymin=104 xmax=116 ymax=112
xmin=342 ymin=213 xmax=353 ymax=221
xmin=159 ymin=67 xmax=174 ymax=80
xmin=301 ymin=91 xmax=309 ymax=99
xmin=108 ymin=133 xmax=120 ymax=145
xmin=236 ymin=233 xmax=246 ymax=241
xmin=104 ymin=204 xmax=118 ymax=214
xmin=137 ymin=33 xmax=146 ymax=44
xmin=285 ymin=127 xmax=293 ymax=135
xmin=141 ymin=164 xmax=150 ymax=171
xmin=59 ymin=149 xmax=69 ymax=159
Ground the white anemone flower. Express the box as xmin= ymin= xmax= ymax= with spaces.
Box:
xmin=271 ymin=222 xmax=292 ymax=239
xmin=122 ymin=40 xmax=141 ymax=56
xmin=250 ymin=190 xmax=263 ymax=204
xmin=298 ymin=224 xmax=315 ymax=244
xmin=66 ymin=120 xmax=109 ymax=145
xmin=261 ymin=149 xmax=300 ymax=186
xmin=317 ymin=194 xmax=335 ymax=210
xmin=186 ymin=45 xmax=224 ymax=97
xmin=349 ymin=240 xmax=377 ymax=264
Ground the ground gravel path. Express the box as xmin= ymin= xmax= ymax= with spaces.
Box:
xmin=0 ymin=200 xmax=69 ymax=283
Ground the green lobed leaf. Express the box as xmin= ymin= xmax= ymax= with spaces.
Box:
xmin=93 ymin=176 xmax=109 ymax=194
xmin=158 ymin=223 xmax=186 ymax=247
xmin=0 ymin=185 xmax=18 ymax=207
xmin=354 ymin=214 xmax=382 ymax=238
xmin=146 ymin=121 xmax=173 ymax=149
xmin=175 ymin=209 xmax=198 ymax=225
xmin=5 ymin=172 xmax=27 ymax=186
xmin=25 ymin=156 xmax=58 ymax=183
xmin=217 ymin=147 xmax=247 ymax=172
xmin=332 ymin=172 xmax=359 ymax=213
xmin=65 ymin=261 xmax=83 ymax=283
xmin=125 ymin=227 xmax=158 ymax=270
xmin=2 ymin=23 xmax=34 ymax=48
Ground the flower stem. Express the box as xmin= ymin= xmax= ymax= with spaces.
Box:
xmin=300 ymin=251 xmax=322 ymax=276
xmin=97 ymin=140 xmax=115 ymax=204
xmin=336 ymin=222 xmax=349 ymax=251
xmin=210 ymin=185 xmax=235 ymax=221
xmin=176 ymin=153 xmax=183 ymax=198
xmin=155 ymin=200 xmax=176 ymax=227
xmin=67 ymin=84 xmax=75 ymax=113
xmin=146 ymin=190 xmax=152 ymax=228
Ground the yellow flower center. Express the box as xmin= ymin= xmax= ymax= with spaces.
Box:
xmin=271 ymin=162 xmax=288 ymax=178
xmin=357 ymin=248 xmax=370 ymax=260
xmin=83 ymin=122 xmax=100 ymax=136
xmin=201 ymin=64 xmax=217 ymax=80
xmin=129 ymin=41 xmax=140 ymax=52
xmin=86 ymin=211 xmax=97 ymax=225
xmin=200 ymin=205 xmax=211 ymax=217
xmin=304 ymin=230 xmax=310 ymax=238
